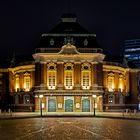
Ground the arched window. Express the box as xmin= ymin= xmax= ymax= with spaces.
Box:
xmin=107 ymin=72 xmax=114 ymax=92
xmin=24 ymin=72 xmax=31 ymax=91
xmin=47 ymin=63 xmax=57 ymax=89
xmin=64 ymin=63 xmax=73 ymax=89
xmin=81 ymin=63 xmax=91 ymax=89
xmin=15 ymin=74 xmax=20 ymax=92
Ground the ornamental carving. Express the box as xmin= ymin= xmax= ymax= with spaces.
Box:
xmin=64 ymin=63 xmax=74 ymax=70
xmin=24 ymin=72 xmax=30 ymax=77
xmin=47 ymin=63 xmax=56 ymax=70
xmin=59 ymin=43 xmax=79 ymax=54
xmin=81 ymin=63 xmax=91 ymax=71
xmin=107 ymin=72 xmax=114 ymax=77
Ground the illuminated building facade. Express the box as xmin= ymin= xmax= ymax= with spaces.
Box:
xmin=0 ymin=14 xmax=140 ymax=112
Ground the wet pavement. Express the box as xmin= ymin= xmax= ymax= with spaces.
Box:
xmin=0 ymin=117 xmax=140 ymax=140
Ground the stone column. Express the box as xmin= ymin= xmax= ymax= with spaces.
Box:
xmin=57 ymin=62 xmax=64 ymax=89
xmin=115 ymin=73 xmax=119 ymax=92
xmin=91 ymin=62 xmax=98 ymax=89
xmin=74 ymin=62 xmax=81 ymax=89
xmin=97 ymin=62 xmax=103 ymax=87
xmin=40 ymin=62 xmax=46 ymax=84
xmin=35 ymin=62 xmax=41 ymax=86
xmin=98 ymin=96 xmax=103 ymax=112
xmin=125 ymin=70 xmax=130 ymax=93
xmin=20 ymin=73 xmax=24 ymax=90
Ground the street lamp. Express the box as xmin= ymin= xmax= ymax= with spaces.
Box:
xmin=92 ymin=95 xmax=97 ymax=116
xmin=39 ymin=94 xmax=43 ymax=117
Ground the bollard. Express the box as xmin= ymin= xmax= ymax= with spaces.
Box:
xmin=8 ymin=108 xmax=11 ymax=114
xmin=0 ymin=109 xmax=1 ymax=114
xmin=10 ymin=111 xmax=12 ymax=117
xmin=126 ymin=109 xmax=128 ymax=114
xmin=134 ymin=109 xmax=137 ymax=115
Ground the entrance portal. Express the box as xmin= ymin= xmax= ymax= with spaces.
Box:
xmin=65 ymin=98 xmax=73 ymax=112
xmin=48 ymin=97 xmax=56 ymax=112
xmin=82 ymin=98 xmax=90 ymax=112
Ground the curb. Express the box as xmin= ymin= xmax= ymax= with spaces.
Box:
xmin=0 ymin=115 xmax=140 ymax=121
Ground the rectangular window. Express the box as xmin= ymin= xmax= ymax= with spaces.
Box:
xmin=48 ymin=72 xmax=56 ymax=89
xmin=24 ymin=77 xmax=30 ymax=91
xmin=82 ymin=72 xmax=90 ymax=89
xmin=15 ymin=77 xmax=20 ymax=92
xmin=108 ymin=77 xmax=114 ymax=92
xmin=65 ymin=72 xmax=73 ymax=89
xmin=119 ymin=78 xmax=123 ymax=92
xmin=26 ymin=78 xmax=30 ymax=91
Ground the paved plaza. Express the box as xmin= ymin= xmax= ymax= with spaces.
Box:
xmin=0 ymin=117 xmax=140 ymax=140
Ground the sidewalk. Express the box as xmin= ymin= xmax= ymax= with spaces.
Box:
xmin=0 ymin=111 xmax=140 ymax=120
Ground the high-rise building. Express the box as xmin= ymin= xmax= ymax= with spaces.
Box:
xmin=124 ymin=39 xmax=140 ymax=68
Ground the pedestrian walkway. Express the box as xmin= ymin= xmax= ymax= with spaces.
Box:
xmin=0 ymin=111 xmax=140 ymax=120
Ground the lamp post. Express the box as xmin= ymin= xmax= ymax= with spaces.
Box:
xmin=92 ymin=95 xmax=97 ymax=116
xmin=39 ymin=95 xmax=43 ymax=117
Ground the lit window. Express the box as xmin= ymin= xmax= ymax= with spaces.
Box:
xmin=82 ymin=71 xmax=90 ymax=89
xmin=47 ymin=63 xmax=57 ymax=89
xmin=48 ymin=72 xmax=56 ymax=89
xmin=82 ymin=63 xmax=91 ymax=89
xmin=15 ymin=74 xmax=20 ymax=92
xmin=24 ymin=73 xmax=30 ymax=91
xmin=65 ymin=71 xmax=73 ymax=89
xmin=24 ymin=77 xmax=30 ymax=91
xmin=64 ymin=63 xmax=73 ymax=89
xmin=108 ymin=73 xmax=114 ymax=92
xmin=118 ymin=75 xmax=124 ymax=92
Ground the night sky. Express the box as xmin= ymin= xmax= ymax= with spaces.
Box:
xmin=0 ymin=0 xmax=140 ymax=60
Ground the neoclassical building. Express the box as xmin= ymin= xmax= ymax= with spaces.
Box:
xmin=0 ymin=14 xmax=140 ymax=113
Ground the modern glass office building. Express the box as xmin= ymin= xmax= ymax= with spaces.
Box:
xmin=124 ymin=39 xmax=140 ymax=68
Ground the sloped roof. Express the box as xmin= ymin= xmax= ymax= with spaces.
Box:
xmin=48 ymin=14 xmax=90 ymax=34
xmin=39 ymin=14 xmax=100 ymax=49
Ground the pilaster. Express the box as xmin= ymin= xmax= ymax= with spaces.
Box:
xmin=74 ymin=62 xmax=81 ymax=89
xmin=57 ymin=62 xmax=64 ymax=89
xmin=35 ymin=62 xmax=41 ymax=86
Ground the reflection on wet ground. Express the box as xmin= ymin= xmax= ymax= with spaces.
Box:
xmin=0 ymin=117 xmax=140 ymax=140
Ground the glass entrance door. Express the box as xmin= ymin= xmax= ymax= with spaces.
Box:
xmin=48 ymin=98 xmax=56 ymax=112
xmin=65 ymin=99 xmax=73 ymax=112
xmin=82 ymin=98 xmax=90 ymax=112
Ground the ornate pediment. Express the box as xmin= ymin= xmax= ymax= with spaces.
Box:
xmin=59 ymin=43 xmax=79 ymax=54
